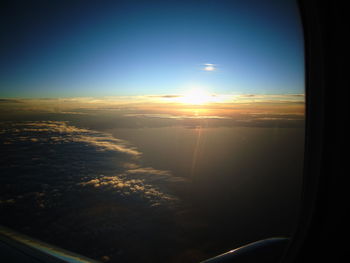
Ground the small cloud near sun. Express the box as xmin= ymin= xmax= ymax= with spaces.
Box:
xmin=203 ymin=63 xmax=216 ymax=71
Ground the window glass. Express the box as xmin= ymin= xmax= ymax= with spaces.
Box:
xmin=0 ymin=1 xmax=305 ymax=262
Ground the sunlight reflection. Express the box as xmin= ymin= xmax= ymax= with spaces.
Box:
xmin=190 ymin=126 xmax=203 ymax=179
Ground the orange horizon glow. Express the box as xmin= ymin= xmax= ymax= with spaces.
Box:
xmin=0 ymin=93 xmax=305 ymax=120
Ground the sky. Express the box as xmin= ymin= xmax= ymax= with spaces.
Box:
xmin=0 ymin=0 xmax=304 ymax=98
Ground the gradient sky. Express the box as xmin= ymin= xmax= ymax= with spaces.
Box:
xmin=0 ymin=0 xmax=304 ymax=98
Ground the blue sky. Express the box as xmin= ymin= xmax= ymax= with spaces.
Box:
xmin=0 ymin=0 xmax=304 ymax=98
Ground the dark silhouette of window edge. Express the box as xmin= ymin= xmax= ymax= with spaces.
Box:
xmin=283 ymin=1 xmax=346 ymax=262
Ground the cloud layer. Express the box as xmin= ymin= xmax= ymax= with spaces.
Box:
xmin=0 ymin=119 xmax=304 ymax=262
xmin=0 ymin=121 xmax=185 ymax=207
xmin=0 ymin=94 xmax=305 ymax=130
xmin=0 ymin=121 xmax=210 ymax=262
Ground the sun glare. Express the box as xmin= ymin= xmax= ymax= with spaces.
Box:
xmin=179 ymin=88 xmax=214 ymax=105
xmin=180 ymin=88 xmax=211 ymax=105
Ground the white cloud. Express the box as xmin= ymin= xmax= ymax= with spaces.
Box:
xmin=79 ymin=175 xmax=178 ymax=205
xmin=3 ymin=121 xmax=141 ymax=156
xmin=1 ymin=121 xmax=184 ymax=208
xmin=203 ymin=63 xmax=216 ymax=71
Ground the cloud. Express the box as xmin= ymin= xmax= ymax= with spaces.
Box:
xmin=79 ymin=175 xmax=178 ymax=205
xmin=2 ymin=121 xmax=141 ymax=156
xmin=0 ymin=118 xmax=304 ymax=262
xmin=73 ymin=135 xmax=141 ymax=156
xmin=0 ymin=93 xmax=305 ymax=114
xmin=203 ymin=63 xmax=216 ymax=71
xmin=0 ymin=121 xmax=184 ymax=207
xmin=127 ymin=167 xmax=171 ymax=177
xmin=124 ymin=113 xmax=229 ymax=120
xmin=0 ymin=99 xmax=23 ymax=103
xmin=234 ymin=94 xmax=305 ymax=102
xmin=0 ymin=94 xmax=305 ymax=129
xmin=147 ymin=95 xmax=182 ymax=98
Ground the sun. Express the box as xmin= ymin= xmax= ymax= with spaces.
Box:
xmin=179 ymin=88 xmax=213 ymax=105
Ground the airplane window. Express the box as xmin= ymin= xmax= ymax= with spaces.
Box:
xmin=0 ymin=0 xmax=305 ymax=262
